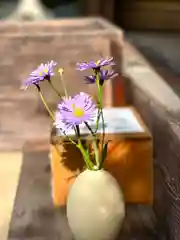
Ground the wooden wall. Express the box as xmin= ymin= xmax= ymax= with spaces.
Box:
xmin=80 ymin=0 xmax=115 ymax=21
xmin=115 ymin=1 xmax=180 ymax=31
xmin=80 ymin=0 xmax=180 ymax=31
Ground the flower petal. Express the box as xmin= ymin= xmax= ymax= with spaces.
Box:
xmin=55 ymin=92 xmax=97 ymax=131
xmin=21 ymin=60 xmax=57 ymax=89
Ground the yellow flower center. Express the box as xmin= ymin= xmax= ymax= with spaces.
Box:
xmin=96 ymin=60 xmax=100 ymax=65
xmin=40 ymin=68 xmax=48 ymax=76
xmin=44 ymin=68 xmax=48 ymax=74
xmin=72 ymin=104 xmax=85 ymax=118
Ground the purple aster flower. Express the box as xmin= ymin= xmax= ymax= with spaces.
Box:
xmin=76 ymin=57 xmax=115 ymax=71
xmin=85 ymin=69 xmax=117 ymax=85
xmin=55 ymin=92 xmax=96 ymax=131
xmin=21 ymin=60 xmax=57 ymax=89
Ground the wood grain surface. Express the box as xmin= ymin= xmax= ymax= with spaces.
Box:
xmin=6 ymin=150 xmax=167 ymax=240
xmin=0 ymin=152 xmax=23 ymax=240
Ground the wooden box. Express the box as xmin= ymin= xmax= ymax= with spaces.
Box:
xmin=0 ymin=17 xmax=123 ymax=109
xmin=50 ymin=107 xmax=153 ymax=206
xmin=0 ymin=17 xmax=125 ymax=150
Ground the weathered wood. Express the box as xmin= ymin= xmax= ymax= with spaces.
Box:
xmin=80 ymin=0 xmax=115 ymax=21
xmin=0 ymin=152 xmax=23 ymax=240
xmin=121 ymin=40 xmax=180 ymax=240
xmin=0 ymin=17 xmax=123 ymax=151
xmin=117 ymin=1 xmax=180 ymax=30
xmin=8 ymin=150 xmax=162 ymax=239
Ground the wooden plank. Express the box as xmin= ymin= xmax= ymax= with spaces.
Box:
xmin=123 ymin=41 xmax=180 ymax=111
xmin=80 ymin=0 xmax=101 ymax=16
xmin=122 ymin=1 xmax=180 ymax=11
xmin=118 ymin=1 xmax=180 ymax=30
xmin=0 ymin=152 xmax=23 ymax=240
xmin=8 ymin=150 xmax=73 ymax=240
xmin=101 ymin=0 xmax=115 ymax=21
xmin=23 ymin=139 xmax=50 ymax=153
xmin=7 ymin=150 xmax=161 ymax=239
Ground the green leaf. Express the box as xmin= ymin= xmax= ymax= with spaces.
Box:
xmin=99 ymin=141 xmax=110 ymax=169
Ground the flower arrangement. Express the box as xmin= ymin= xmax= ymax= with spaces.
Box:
xmin=22 ymin=57 xmax=117 ymax=171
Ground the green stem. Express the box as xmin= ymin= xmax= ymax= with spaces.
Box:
xmin=99 ymin=84 xmax=105 ymax=144
xmin=77 ymin=142 xmax=92 ymax=169
xmin=84 ymin=122 xmax=99 ymax=169
xmin=95 ymin=108 xmax=101 ymax=133
xmin=100 ymin=105 xmax=105 ymax=163
xmin=95 ymin=72 xmax=101 ymax=132
xmin=38 ymin=89 xmax=55 ymax=121
xmin=59 ymin=70 xmax=68 ymax=98
xmin=48 ymin=80 xmax=62 ymax=98
xmin=75 ymin=125 xmax=93 ymax=170
xmin=94 ymin=72 xmax=106 ymax=167
xmin=36 ymin=86 xmax=76 ymax=145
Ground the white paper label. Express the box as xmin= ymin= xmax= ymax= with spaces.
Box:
xmin=57 ymin=107 xmax=144 ymax=136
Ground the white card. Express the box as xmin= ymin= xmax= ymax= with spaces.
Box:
xmin=57 ymin=107 xmax=144 ymax=136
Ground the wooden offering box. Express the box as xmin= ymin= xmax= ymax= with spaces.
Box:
xmin=50 ymin=107 xmax=153 ymax=207
xmin=0 ymin=17 xmax=124 ymax=110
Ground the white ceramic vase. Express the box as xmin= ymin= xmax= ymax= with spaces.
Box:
xmin=67 ymin=169 xmax=125 ymax=240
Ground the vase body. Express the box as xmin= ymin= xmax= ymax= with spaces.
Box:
xmin=67 ymin=169 xmax=125 ymax=240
